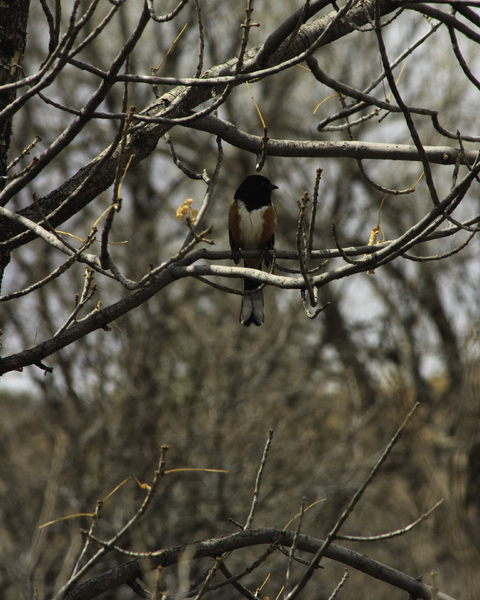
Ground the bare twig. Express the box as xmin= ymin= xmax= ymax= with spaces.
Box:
xmin=54 ymin=267 xmax=97 ymax=337
xmin=236 ymin=0 xmax=257 ymax=75
xmin=31 ymin=192 xmax=79 ymax=254
xmin=300 ymin=292 xmax=330 ymax=319
xmin=193 ymin=0 xmax=205 ymax=78
xmin=331 ymin=221 xmax=365 ymax=267
xmin=356 ymin=160 xmax=424 ymax=195
xmin=68 ymin=1 xmax=123 ymax=60
xmin=147 ymin=0 xmax=189 ymax=23
xmin=71 ymin=500 xmax=104 ymax=579
xmin=297 ymin=169 xmax=326 ymax=317
xmin=306 ymin=54 xmax=436 ymax=126
xmin=327 ymin=570 xmax=349 ymax=600
xmin=165 ymin=133 xmax=206 ymax=180
xmin=194 ymin=557 xmax=223 ymax=600
xmin=181 ymin=136 xmax=223 ymax=249
xmin=255 ymin=125 xmax=269 ymax=172
xmin=38 ymin=0 xmax=60 ymax=54
xmin=402 ymin=231 xmax=477 ymax=262
xmin=7 ymin=135 xmax=41 ymax=173
xmin=0 ymin=251 xmax=78 ymax=302
xmin=319 ymin=108 xmax=381 ymax=132
xmin=284 ymin=498 xmax=306 ymax=596
xmin=0 ymin=203 xmax=104 ymax=273
xmin=100 ymin=102 xmax=135 ymax=269
xmin=337 ymin=499 xmax=444 ymax=542
xmin=296 ymin=192 xmax=316 ymax=305
xmin=109 ymin=223 xmax=215 ymax=291
xmin=192 ymin=251 xmax=274 ymax=296
xmin=245 ymin=430 xmax=274 ymax=530
xmin=308 ymin=169 xmax=321 ymax=262
xmin=219 ymin=563 xmax=257 ymax=600
xmin=448 ymin=24 xmax=480 ymax=92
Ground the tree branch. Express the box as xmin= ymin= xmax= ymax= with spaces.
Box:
xmin=187 ymin=115 xmax=474 ymax=164
xmin=0 ymin=0 xmax=405 ymax=249
xmin=63 ymin=527 xmax=449 ymax=600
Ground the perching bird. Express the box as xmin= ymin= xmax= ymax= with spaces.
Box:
xmin=229 ymin=175 xmax=278 ymax=326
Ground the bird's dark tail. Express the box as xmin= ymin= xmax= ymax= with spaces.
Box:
xmin=240 ymin=277 xmax=264 ymax=327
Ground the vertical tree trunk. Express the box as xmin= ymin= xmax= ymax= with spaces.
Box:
xmin=0 ymin=0 xmax=30 ymax=285
xmin=0 ymin=0 xmax=30 ymax=185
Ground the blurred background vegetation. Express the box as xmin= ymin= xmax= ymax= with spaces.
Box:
xmin=1 ymin=1 xmax=480 ymax=598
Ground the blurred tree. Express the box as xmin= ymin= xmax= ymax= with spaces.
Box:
xmin=1 ymin=1 xmax=480 ymax=599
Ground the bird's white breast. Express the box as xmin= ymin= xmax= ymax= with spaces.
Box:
xmin=236 ymin=201 xmax=272 ymax=249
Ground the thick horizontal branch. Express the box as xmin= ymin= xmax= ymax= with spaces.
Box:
xmin=65 ymin=527 xmax=451 ymax=600
xmin=172 ymin=262 xmax=361 ymax=288
xmin=188 ymin=115 xmax=474 ymax=164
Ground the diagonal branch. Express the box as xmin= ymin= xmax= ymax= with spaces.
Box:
xmin=284 ymin=403 xmax=419 ymax=600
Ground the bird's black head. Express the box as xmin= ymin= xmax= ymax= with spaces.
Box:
xmin=235 ymin=175 xmax=279 ymax=210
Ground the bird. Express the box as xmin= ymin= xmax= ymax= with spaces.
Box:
xmin=229 ymin=175 xmax=278 ymax=327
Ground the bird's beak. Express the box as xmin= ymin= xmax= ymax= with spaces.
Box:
xmin=270 ymin=184 xmax=279 ymax=191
